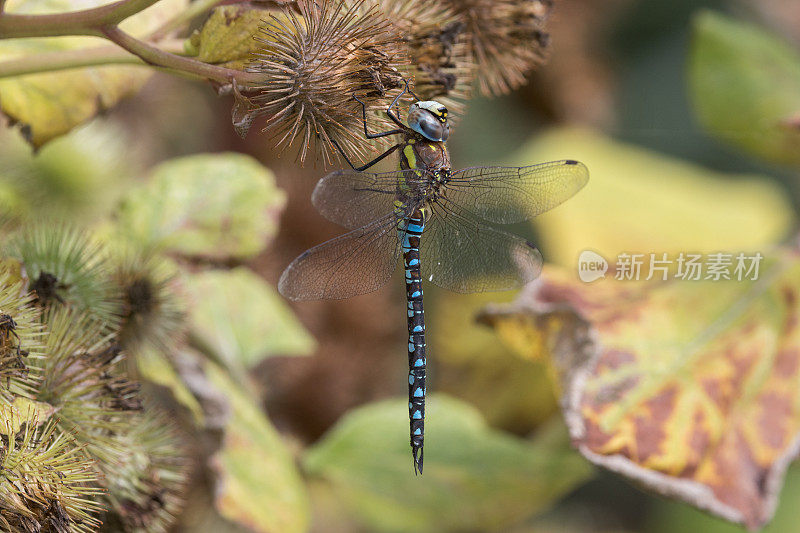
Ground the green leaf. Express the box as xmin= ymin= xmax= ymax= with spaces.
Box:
xmin=304 ymin=395 xmax=593 ymax=533
xmin=0 ymin=396 xmax=56 ymax=435
xmin=116 ymin=153 xmax=285 ymax=259
xmin=0 ymin=0 xmax=188 ymax=147
xmin=689 ymin=10 xmax=800 ymax=167
xmin=206 ymin=362 xmax=310 ymax=533
xmin=0 ymin=258 xmax=27 ymax=288
xmin=186 ymin=267 xmax=314 ymax=370
xmin=0 ymin=181 xmax=25 ymax=219
xmin=191 ymin=5 xmax=270 ymax=69
xmin=136 ymin=348 xmax=205 ymax=426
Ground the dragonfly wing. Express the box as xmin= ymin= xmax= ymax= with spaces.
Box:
xmin=420 ymin=199 xmax=543 ymax=293
xmin=444 ymin=160 xmax=589 ymax=224
xmin=279 ymin=214 xmax=402 ymax=301
xmin=313 ymin=169 xmax=423 ymax=229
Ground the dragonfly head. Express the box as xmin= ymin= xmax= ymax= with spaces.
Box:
xmin=408 ymin=101 xmax=450 ymax=142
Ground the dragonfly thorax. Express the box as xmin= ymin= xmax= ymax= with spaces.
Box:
xmin=400 ymin=134 xmax=451 ymax=176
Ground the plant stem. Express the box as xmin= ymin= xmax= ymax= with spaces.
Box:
xmin=0 ymin=46 xmax=140 ymax=78
xmin=0 ymin=0 xmax=265 ymax=85
xmin=0 ymin=0 xmax=160 ymax=37
xmin=0 ymin=40 xmax=186 ymax=78
xmin=101 ymin=26 xmax=262 ymax=85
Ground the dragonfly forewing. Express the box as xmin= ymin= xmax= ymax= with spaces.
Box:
xmin=444 ymin=160 xmax=589 ymax=225
xmin=312 ymin=168 xmax=426 ymax=229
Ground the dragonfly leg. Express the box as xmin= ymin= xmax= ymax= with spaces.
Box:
xmin=332 ymin=78 xmax=418 ymax=170
xmin=386 ymin=78 xmax=417 ymax=129
xmin=353 ymin=93 xmax=405 ymax=139
xmin=330 ymin=139 xmax=401 ymax=172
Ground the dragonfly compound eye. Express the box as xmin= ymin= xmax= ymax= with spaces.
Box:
xmin=409 ymin=101 xmax=450 ymax=142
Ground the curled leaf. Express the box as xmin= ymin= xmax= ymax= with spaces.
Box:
xmin=481 ymin=247 xmax=800 ymax=530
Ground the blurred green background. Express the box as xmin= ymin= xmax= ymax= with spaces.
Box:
xmin=3 ymin=0 xmax=800 ymax=531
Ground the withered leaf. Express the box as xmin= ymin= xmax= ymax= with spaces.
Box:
xmin=481 ymin=247 xmax=800 ymax=530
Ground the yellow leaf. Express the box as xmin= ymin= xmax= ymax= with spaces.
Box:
xmin=482 ymin=248 xmax=800 ymax=530
xmin=0 ymin=396 xmax=56 ymax=435
xmin=429 ymin=289 xmax=559 ymax=430
xmin=192 ymin=5 xmax=272 ymax=70
xmin=0 ymin=0 xmax=188 ymax=147
xmin=514 ymin=128 xmax=794 ymax=268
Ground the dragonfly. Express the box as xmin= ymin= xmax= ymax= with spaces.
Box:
xmin=279 ymin=81 xmax=589 ymax=474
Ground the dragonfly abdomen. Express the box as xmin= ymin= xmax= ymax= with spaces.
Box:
xmin=402 ymin=207 xmax=426 ymax=475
